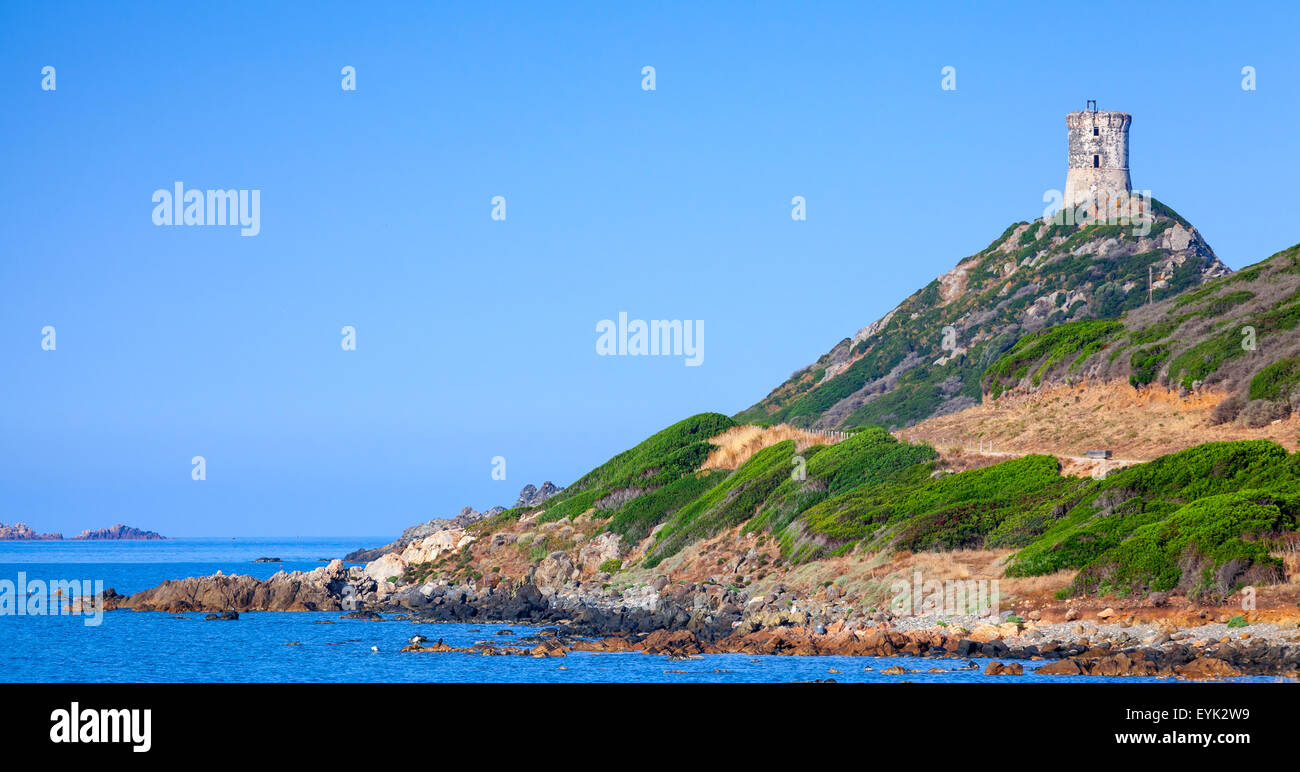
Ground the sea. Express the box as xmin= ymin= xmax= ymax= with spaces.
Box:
xmin=0 ymin=538 xmax=1281 ymax=683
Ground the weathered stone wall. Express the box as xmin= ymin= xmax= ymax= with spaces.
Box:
xmin=1064 ymin=109 xmax=1131 ymax=206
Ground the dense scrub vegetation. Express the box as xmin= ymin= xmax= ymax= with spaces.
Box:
xmin=983 ymin=242 xmax=1300 ymax=422
xmin=505 ymin=411 xmax=1298 ymax=600
xmin=984 ymin=319 xmax=1122 ymax=398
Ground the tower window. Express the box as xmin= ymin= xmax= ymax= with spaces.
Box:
xmin=1093 ymin=127 xmax=1099 ymax=136
xmin=1093 ymin=155 xmax=1100 ymax=168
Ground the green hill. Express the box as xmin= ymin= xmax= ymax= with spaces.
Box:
xmin=460 ymin=206 xmax=1300 ymax=601
xmin=735 ymin=201 xmax=1227 ymax=430
xmin=488 ymin=412 xmax=1298 ymax=600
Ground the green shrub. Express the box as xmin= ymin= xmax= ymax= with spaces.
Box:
xmin=984 ymin=320 xmax=1123 ymax=398
xmin=1249 ymin=356 xmax=1300 ymax=403
xmin=1007 ymin=441 xmax=1298 ymax=598
xmin=1064 ymin=491 xmax=1295 ymax=600
xmin=1129 ymin=344 xmax=1170 ymax=387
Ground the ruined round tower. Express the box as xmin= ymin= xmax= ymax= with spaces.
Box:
xmin=1064 ymin=100 xmax=1131 ymax=208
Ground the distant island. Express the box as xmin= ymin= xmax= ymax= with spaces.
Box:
xmin=0 ymin=522 xmax=165 ymax=541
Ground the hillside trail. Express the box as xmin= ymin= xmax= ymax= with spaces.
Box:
xmin=892 ymin=433 xmax=1143 ymax=477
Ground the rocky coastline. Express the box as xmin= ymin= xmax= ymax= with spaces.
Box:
xmin=99 ymin=565 xmax=1300 ymax=678
xmin=90 ymin=474 xmax=1300 ymax=680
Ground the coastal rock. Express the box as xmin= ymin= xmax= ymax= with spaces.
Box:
xmin=398 ymin=528 xmax=475 ymax=565
xmin=1176 ymin=657 xmax=1242 ymax=679
xmin=577 ymin=532 xmax=622 ymax=574
xmin=534 ymin=552 xmax=577 ymax=594
xmin=363 ymin=553 xmax=408 ymax=592
xmin=345 ymin=511 xmax=479 ymax=562
xmin=640 ymin=630 xmax=704 ymax=656
xmin=1035 ymin=659 xmax=1083 ymax=675
xmin=984 ymin=662 xmax=1023 ymax=676
xmin=102 ymin=559 xmax=356 ymax=612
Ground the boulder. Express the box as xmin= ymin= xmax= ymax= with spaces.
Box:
xmin=984 ymin=661 xmax=1023 ymax=676
xmin=1035 ymin=658 xmax=1083 ymax=675
xmin=363 ymin=553 xmax=408 ymax=591
xmin=399 ymin=528 xmax=475 ymax=564
xmin=577 ymin=532 xmax=622 ymax=574
xmin=534 ymin=552 xmax=578 ymax=595
xmin=1176 ymin=657 xmax=1242 ymax=680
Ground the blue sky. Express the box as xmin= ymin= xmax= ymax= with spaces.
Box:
xmin=2 ymin=2 xmax=1297 ymax=537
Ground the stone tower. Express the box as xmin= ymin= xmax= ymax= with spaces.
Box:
xmin=1064 ymin=101 xmax=1131 ymax=208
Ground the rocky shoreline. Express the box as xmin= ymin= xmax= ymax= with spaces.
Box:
xmin=99 ymin=566 xmax=1300 ymax=679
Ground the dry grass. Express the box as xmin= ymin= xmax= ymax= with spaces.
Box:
xmin=760 ymin=547 xmax=1044 ymax=609
xmin=901 ymin=380 xmax=1300 ymax=465
xmin=1269 ymin=532 xmax=1300 ymax=584
xmin=702 ymin=424 xmax=838 ymax=470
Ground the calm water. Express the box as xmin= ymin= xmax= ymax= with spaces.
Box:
xmin=0 ymin=539 xmax=1282 ymax=683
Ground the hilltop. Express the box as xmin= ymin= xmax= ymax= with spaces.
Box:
xmin=735 ymin=202 xmax=1227 ymax=430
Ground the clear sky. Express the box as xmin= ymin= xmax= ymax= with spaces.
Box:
xmin=2 ymin=2 xmax=1296 ymax=537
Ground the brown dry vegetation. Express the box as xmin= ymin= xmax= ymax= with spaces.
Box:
xmin=701 ymin=423 xmax=839 ymax=470
xmin=901 ymin=380 xmax=1300 ymax=466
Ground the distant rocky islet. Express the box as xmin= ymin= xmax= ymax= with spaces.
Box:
xmin=0 ymin=522 xmax=165 ymax=541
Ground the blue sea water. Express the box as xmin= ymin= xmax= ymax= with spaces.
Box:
xmin=0 ymin=539 xmax=1285 ymax=683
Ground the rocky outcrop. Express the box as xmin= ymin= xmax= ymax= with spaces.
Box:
xmin=344 ymin=503 xmax=507 ymax=563
xmin=0 ymin=522 xmax=62 ymax=540
xmin=450 ymin=506 xmax=493 ymax=528
xmin=73 ymin=524 xmax=165 ymax=540
xmin=102 ymin=560 xmax=370 ymax=613
xmin=344 ymin=518 xmax=453 ymax=562
xmin=515 ymin=481 xmax=563 ymax=509
xmin=397 ymin=528 xmax=476 ymax=565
